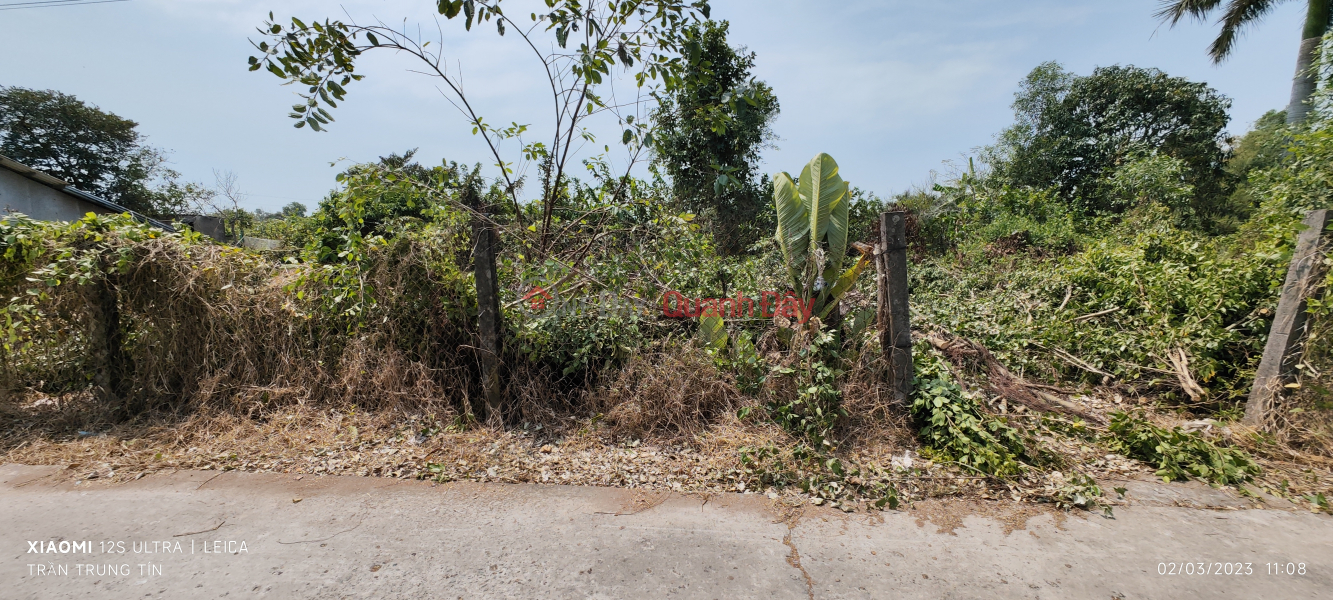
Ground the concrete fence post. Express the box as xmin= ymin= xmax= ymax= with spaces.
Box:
xmin=472 ymin=214 xmax=503 ymax=424
xmin=877 ymin=210 xmax=912 ymax=404
xmin=1244 ymin=209 xmax=1332 ymax=428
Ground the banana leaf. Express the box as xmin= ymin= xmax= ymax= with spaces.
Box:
xmin=698 ymin=314 xmax=727 ymax=352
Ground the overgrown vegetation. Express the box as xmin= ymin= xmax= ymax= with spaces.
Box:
xmin=5 ymin=9 xmax=1333 ymax=514
xmin=910 ymin=345 xmax=1028 ymax=478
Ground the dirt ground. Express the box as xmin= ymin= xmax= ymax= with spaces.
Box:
xmin=3 ymin=395 xmax=1331 ymax=515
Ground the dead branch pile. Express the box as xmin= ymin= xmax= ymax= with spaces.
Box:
xmin=926 ymin=330 xmax=1103 ymax=424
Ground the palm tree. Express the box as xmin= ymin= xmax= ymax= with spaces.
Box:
xmin=1157 ymin=0 xmax=1331 ymax=124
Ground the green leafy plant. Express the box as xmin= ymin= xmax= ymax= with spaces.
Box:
xmin=1049 ymin=472 xmax=1110 ymax=517
xmin=518 ymin=303 xmax=644 ymax=379
xmin=910 ymin=345 xmax=1028 ymax=477
xmin=773 ymin=153 xmax=873 ymax=322
xmin=766 ymin=330 xmax=846 ymax=447
xmin=704 ymin=328 xmax=765 ymax=394
xmin=1107 ymin=411 xmax=1261 ymax=485
xmin=1305 ymin=492 xmax=1330 ymax=513
xmin=286 ymin=176 xmax=389 ymax=329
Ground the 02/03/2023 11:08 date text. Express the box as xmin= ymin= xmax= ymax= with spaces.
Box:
xmin=1156 ymin=562 xmax=1308 ymax=575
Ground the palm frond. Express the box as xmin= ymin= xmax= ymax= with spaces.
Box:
xmin=1210 ymin=0 xmax=1284 ymax=62
xmin=1154 ymin=0 xmax=1224 ymax=26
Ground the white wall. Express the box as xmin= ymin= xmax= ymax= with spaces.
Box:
xmin=0 ymin=169 xmax=112 ymax=222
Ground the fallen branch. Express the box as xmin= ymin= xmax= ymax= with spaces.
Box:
xmin=1163 ymin=348 xmax=1206 ymax=403
xmin=1056 ymin=285 xmax=1072 ymax=312
xmin=277 ymin=519 xmax=363 ymax=544
xmin=1117 ymin=361 xmax=1177 ymax=376
xmin=1024 ymin=381 xmax=1081 ymax=395
xmin=1049 ymin=347 xmax=1115 ymax=382
xmin=1072 ymin=307 xmax=1120 ymax=322
xmin=926 ymin=331 xmax=1103 ymax=424
xmin=195 ymin=472 xmax=224 ymax=490
xmin=1223 ymin=306 xmax=1266 ymax=331
xmin=11 ymin=471 xmax=57 ymax=488
xmin=1033 ymin=390 xmax=1098 ymax=417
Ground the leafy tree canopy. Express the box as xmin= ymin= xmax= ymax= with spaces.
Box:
xmin=651 ymin=20 xmax=779 ymax=254
xmin=988 ymin=63 xmax=1232 ymax=220
xmin=0 ymin=86 xmax=210 ymax=218
xmin=313 ymin=149 xmax=470 ymax=235
xmin=1227 ymin=109 xmax=1290 ymax=179
xmin=249 ymin=0 xmax=714 ymax=258
xmin=281 ymin=202 xmax=308 ymax=218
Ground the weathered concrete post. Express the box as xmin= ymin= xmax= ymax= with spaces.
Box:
xmin=472 ymin=215 xmax=503 ymax=424
xmin=1245 ymin=209 xmax=1332 ymax=428
xmin=877 ymin=210 xmax=912 ymax=404
xmin=87 ymin=255 xmax=131 ymax=415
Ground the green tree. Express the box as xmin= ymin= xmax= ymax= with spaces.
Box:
xmin=651 ymin=20 xmax=780 ymax=254
xmin=281 ymin=202 xmax=308 ymax=218
xmin=991 ymin=64 xmax=1232 ymax=221
xmin=1223 ymin=109 xmax=1295 ymax=221
xmin=1227 ymin=109 xmax=1292 ymax=178
xmin=1156 ymin=0 xmax=1331 ymax=125
xmin=0 ymin=86 xmax=208 ymax=217
xmin=985 ymin=62 xmax=1075 ymax=193
xmin=249 ymin=0 xmax=713 ymax=258
xmin=0 ymin=87 xmax=136 ymax=194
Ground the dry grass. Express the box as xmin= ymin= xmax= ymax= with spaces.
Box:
xmin=2 ymin=227 xmax=479 ymax=421
xmin=0 ymin=395 xmax=794 ymax=495
xmin=593 ymin=345 xmax=746 ymax=440
xmin=5 ymin=379 xmax=1332 ymax=513
xmin=837 ymin=350 xmax=916 ymax=451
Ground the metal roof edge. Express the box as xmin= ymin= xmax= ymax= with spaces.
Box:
xmin=60 ymin=186 xmax=177 ymax=232
xmin=0 ymin=154 xmax=70 ymax=188
xmin=0 ymin=154 xmax=176 ymax=233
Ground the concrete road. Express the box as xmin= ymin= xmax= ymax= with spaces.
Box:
xmin=2 ymin=463 xmax=1330 ymax=599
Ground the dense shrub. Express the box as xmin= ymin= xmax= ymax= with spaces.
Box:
xmin=0 ymin=210 xmax=479 ymax=417
xmin=910 ymin=209 xmax=1288 ymax=404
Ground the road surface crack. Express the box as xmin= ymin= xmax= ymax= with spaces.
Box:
xmin=783 ymin=524 xmax=815 ymax=600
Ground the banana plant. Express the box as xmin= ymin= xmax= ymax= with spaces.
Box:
xmin=773 ymin=153 xmax=873 ymax=322
xmin=695 ymin=153 xmax=871 ymax=351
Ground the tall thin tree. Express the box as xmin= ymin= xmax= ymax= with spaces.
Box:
xmin=1157 ymin=0 xmax=1331 ymax=124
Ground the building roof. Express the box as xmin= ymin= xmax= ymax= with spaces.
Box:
xmin=0 ymin=154 xmax=176 ymax=232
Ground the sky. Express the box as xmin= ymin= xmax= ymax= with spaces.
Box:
xmin=0 ymin=0 xmax=1311 ymax=212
